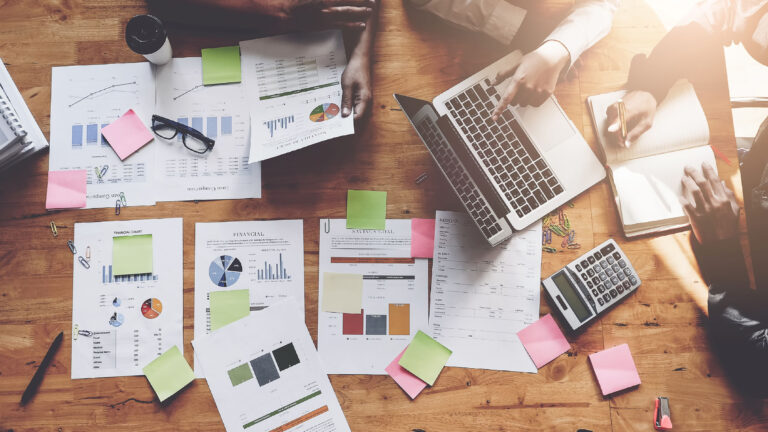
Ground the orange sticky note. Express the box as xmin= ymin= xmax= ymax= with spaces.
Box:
xmin=45 ymin=170 xmax=87 ymax=209
xmin=101 ymin=109 xmax=153 ymax=160
xmin=410 ymin=218 xmax=435 ymax=258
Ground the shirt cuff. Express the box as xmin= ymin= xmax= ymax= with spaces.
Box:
xmin=482 ymin=1 xmax=527 ymax=45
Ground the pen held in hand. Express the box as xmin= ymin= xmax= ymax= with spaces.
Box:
xmin=20 ymin=331 xmax=63 ymax=405
xmin=617 ymin=99 xmax=628 ymax=147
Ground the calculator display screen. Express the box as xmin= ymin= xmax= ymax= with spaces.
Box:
xmin=552 ymin=272 xmax=591 ymax=322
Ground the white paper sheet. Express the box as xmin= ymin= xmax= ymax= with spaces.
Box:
xmin=193 ymin=299 xmax=351 ymax=432
xmin=429 ymin=211 xmax=541 ymax=372
xmin=194 ymin=220 xmax=305 ymax=377
xmin=240 ymin=30 xmax=354 ymax=163
xmin=318 ymin=219 xmax=429 ymax=375
xmin=71 ymin=218 xmax=183 ymax=379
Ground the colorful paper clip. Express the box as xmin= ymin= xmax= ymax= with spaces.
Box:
xmin=78 ymin=256 xmax=90 ymax=269
xmin=50 ymin=221 xmax=58 ymax=237
xmin=119 ymin=192 xmax=127 ymax=206
xmin=654 ymin=397 xmax=672 ymax=430
xmin=67 ymin=240 xmax=77 ymax=254
xmin=115 ymin=199 xmax=121 ymax=215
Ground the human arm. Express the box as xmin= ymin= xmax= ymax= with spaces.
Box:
xmin=340 ymin=0 xmax=377 ymax=120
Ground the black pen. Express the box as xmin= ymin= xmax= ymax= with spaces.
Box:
xmin=20 ymin=331 xmax=63 ymax=405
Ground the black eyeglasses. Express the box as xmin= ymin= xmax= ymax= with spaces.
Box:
xmin=151 ymin=115 xmax=215 ymax=154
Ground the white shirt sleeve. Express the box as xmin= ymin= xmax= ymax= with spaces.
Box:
xmin=544 ymin=0 xmax=621 ymax=68
xmin=409 ymin=0 xmax=527 ymax=45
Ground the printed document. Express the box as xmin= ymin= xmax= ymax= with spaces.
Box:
xmin=193 ymin=299 xmax=351 ymax=432
xmin=71 ymin=218 xmax=183 ymax=378
xmin=194 ymin=220 xmax=305 ymax=377
xmin=318 ymin=219 xmax=428 ymax=375
xmin=430 ymin=211 xmax=541 ymax=372
xmin=240 ymin=30 xmax=354 ymax=163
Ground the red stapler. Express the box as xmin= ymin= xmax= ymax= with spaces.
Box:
xmin=655 ymin=396 xmax=672 ymax=430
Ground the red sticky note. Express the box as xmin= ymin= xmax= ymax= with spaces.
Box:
xmin=101 ymin=109 xmax=153 ymax=160
xmin=385 ymin=347 xmax=427 ymax=399
xmin=410 ymin=218 xmax=435 ymax=258
xmin=45 ymin=170 xmax=87 ymax=209
xmin=517 ymin=314 xmax=570 ymax=368
xmin=589 ymin=344 xmax=641 ymax=396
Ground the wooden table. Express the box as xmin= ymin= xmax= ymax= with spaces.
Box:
xmin=1 ymin=0 xmax=766 ymax=430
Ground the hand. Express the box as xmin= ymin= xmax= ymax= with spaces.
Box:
xmin=491 ymin=41 xmax=570 ymax=120
xmin=341 ymin=54 xmax=372 ymax=120
xmin=275 ymin=0 xmax=375 ymax=30
xmin=680 ymin=163 xmax=740 ymax=245
xmin=605 ymin=90 xmax=657 ymax=148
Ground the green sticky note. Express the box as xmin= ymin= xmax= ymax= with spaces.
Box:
xmin=347 ymin=190 xmax=386 ymax=230
xmin=398 ymin=330 xmax=452 ymax=386
xmin=201 ymin=46 xmax=241 ymax=85
xmin=143 ymin=345 xmax=194 ymax=402
xmin=210 ymin=289 xmax=250 ymax=331
xmin=112 ymin=234 xmax=153 ymax=276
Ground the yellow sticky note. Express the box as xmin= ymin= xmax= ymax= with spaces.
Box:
xmin=322 ymin=272 xmax=363 ymax=314
xmin=143 ymin=345 xmax=194 ymax=402
xmin=210 ymin=289 xmax=250 ymax=331
xmin=112 ymin=234 xmax=153 ymax=276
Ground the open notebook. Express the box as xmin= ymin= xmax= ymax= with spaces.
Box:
xmin=588 ymin=80 xmax=715 ymax=237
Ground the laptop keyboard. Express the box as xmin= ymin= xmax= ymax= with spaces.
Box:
xmin=446 ymin=79 xmax=563 ymax=218
xmin=416 ymin=120 xmax=504 ymax=239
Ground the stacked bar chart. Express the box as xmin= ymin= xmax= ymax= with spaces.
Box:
xmin=102 ymin=265 xmax=158 ymax=283
xmin=257 ymin=253 xmax=291 ymax=280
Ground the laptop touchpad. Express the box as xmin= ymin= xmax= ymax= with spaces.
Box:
xmin=511 ymin=98 xmax=575 ymax=153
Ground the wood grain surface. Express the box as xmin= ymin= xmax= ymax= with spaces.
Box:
xmin=1 ymin=0 xmax=766 ymax=430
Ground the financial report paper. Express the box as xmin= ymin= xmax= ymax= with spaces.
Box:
xmin=429 ymin=211 xmax=542 ymax=372
xmin=194 ymin=299 xmax=351 ymax=432
xmin=318 ymin=219 xmax=428 ymax=375
xmin=194 ymin=220 xmax=305 ymax=377
xmin=240 ymin=30 xmax=354 ymax=163
xmin=71 ymin=218 xmax=183 ymax=379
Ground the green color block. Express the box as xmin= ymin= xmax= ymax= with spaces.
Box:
xmin=346 ymin=190 xmax=386 ymax=230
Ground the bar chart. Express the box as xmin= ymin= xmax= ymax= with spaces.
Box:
xmin=257 ymin=253 xmax=291 ymax=281
xmin=176 ymin=115 xmax=233 ymax=139
xmin=342 ymin=304 xmax=410 ymax=336
xmin=71 ymin=123 xmax=111 ymax=149
xmin=102 ymin=265 xmax=158 ymax=283
xmin=264 ymin=115 xmax=295 ymax=138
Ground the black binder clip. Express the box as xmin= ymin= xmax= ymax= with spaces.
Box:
xmin=654 ymin=396 xmax=672 ymax=430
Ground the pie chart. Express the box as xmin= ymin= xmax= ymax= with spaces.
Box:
xmin=109 ymin=312 xmax=125 ymax=327
xmin=309 ymin=103 xmax=340 ymax=123
xmin=141 ymin=298 xmax=163 ymax=319
xmin=209 ymin=255 xmax=243 ymax=287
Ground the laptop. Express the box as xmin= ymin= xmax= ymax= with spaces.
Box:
xmin=395 ymin=50 xmax=606 ymax=246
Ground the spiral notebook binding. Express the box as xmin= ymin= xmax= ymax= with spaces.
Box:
xmin=0 ymin=88 xmax=29 ymax=143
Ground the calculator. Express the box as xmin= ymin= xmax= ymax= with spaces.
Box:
xmin=542 ymin=239 xmax=641 ymax=331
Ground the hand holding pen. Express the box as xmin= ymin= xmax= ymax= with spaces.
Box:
xmin=605 ymin=90 xmax=658 ymax=148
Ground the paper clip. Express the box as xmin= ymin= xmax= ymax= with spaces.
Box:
xmin=542 ymin=246 xmax=557 ymax=253
xmin=99 ymin=165 xmax=109 ymax=178
xmin=85 ymin=246 xmax=91 ymax=261
xmin=119 ymin=192 xmax=127 ymax=206
xmin=654 ymin=397 xmax=672 ymax=430
xmin=94 ymin=166 xmax=101 ymax=179
xmin=415 ymin=172 xmax=429 ymax=184
xmin=568 ymin=230 xmax=575 ymax=244
xmin=323 ymin=219 xmax=330 ymax=234
xmin=77 ymin=329 xmax=93 ymax=338
xmin=50 ymin=221 xmax=58 ymax=237
xmin=546 ymin=229 xmax=552 ymax=244
xmin=78 ymin=256 xmax=90 ymax=269
xmin=67 ymin=240 xmax=77 ymax=254
xmin=115 ymin=200 xmax=121 ymax=215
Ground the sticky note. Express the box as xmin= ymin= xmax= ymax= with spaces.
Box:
xmin=386 ymin=346 xmax=428 ymax=399
xmin=202 ymin=46 xmax=242 ymax=85
xmin=45 ymin=170 xmax=87 ymax=209
xmin=143 ymin=345 xmax=194 ymax=403
xmin=112 ymin=234 xmax=153 ymax=276
xmin=410 ymin=218 xmax=435 ymax=258
xmin=101 ymin=109 xmax=154 ymax=160
xmin=347 ymin=190 xmax=386 ymax=230
xmin=589 ymin=343 xmax=641 ymax=396
xmin=398 ymin=330 xmax=452 ymax=386
xmin=210 ymin=289 xmax=250 ymax=331
xmin=517 ymin=314 xmax=570 ymax=368
xmin=322 ymin=272 xmax=363 ymax=314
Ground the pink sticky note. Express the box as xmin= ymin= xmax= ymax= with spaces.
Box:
xmin=589 ymin=343 xmax=641 ymax=396
xmin=517 ymin=314 xmax=570 ymax=368
xmin=101 ymin=109 xmax=153 ymax=160
xmin=385 ymin=347 xmax=427 ymax=399
xmin=410 ymin=218 xmax=436 ymax=258
xmin=45 ymin=170 xmax=87 ymax=209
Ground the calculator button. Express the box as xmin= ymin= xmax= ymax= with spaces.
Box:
xmin=600 ymin=261 xmax=609 ymax=269
xmin=629 ymin=276 xmax=638 ymax=285
xmin=600 ymin=243 xmax=615 ymax=255
xmin=588 ymin=256 xmax=596 ymax=265
xmin=618 ymin=259 xmax=627 ymax=268
xmin=606 ymin=268 xmax=614 ymax=277
xmin=598 ymin=298 xmax=604 ymax=306
xmin=576 ymin=264 xmax=582 ymax=272
xmin=587 ymin=281 xmax=593 ymax=288
xmin=597 ymin=284 xmax=605 ymax=293
xmin=610 ymin=289 xmax=618 ymax=298
xmin=622 ymin=281 xmax=631 ymax=290
xmin=613 ymin=252 xmax=621 ymax=260
xmin=618 ymin=272 xmax=626 ymax=281
xmin=581 ymin=274 xmax=589 ymax=282
xmin=592 ymin=289 xmax=599 ymax=297
xmin=610 ymin=276 xmax=619 ymax=285
xmin=612 ymin=264 xmax=620 ymax=273
xmin=607 ymin=256 xmax=615 ymax=265
xmin=580 ymin=260 xmax=589 ymax=268
xmin=592 ymin=277 xmax=600 ymax=285
xmin=617 ymin=284 xmax=624 ymax=294
xmin=602 ymin=293 xmax=611 ymax=302
xmin=594 ymin=251 xmax=602 ymax=260
xmin=587 ymin=268 xmax=595 ymax=277
xmin=599 ymin=273 xmax=607 ymax=281
xmin=623 ymin=268 xmax=632 ymax=276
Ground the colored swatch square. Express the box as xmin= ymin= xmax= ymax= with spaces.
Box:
xmin=322 ymin=272 xmax=363 ymax=314
xmin=410 ymin=218 xmax=436 ymax=258
xmin=517 ymin=314 xmax=570 ymax=368
xmin=385 ymin=347 xmax=428 ymax=399
xmin=343 ymin=309 xmax=364 ymax=335
xmin=398 ymin=331 xmax=452 ymax=386
xmin=346 ymin=190 xmax=386 ymax=230
xmin=45 ymin=170 xmax=87 ymax=209
xmin=589 ymin=343 xmax=642 ymax=396
xmin=388 ymin=304 xmax=410 ymax=335
xmin=250 ymin=353 xmax=280 ymax=387
xmin=365 ymin=314 xmax=387 ymax=335
xmin=227 ymin=363 xmax=253 ymax=387
xmin=112 ymin=234 xmax=153 ymax=276
xmin=201 ymin=46 xmax=242 ymax=85
xmin=142 ymin=345 xmax=194 ymax=403
xmin=272 ymin=343 xmax=300 ymax=371
xmin=210 ymin=289 xmax=250 ymax=331
xmin=101 ymin=109 xmax=154 ymax=160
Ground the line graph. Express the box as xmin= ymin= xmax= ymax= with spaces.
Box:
xmin=68 ymin=82 xmax=137 ymax=108
xmin=173 ymin=84 xmax=203 ymax=101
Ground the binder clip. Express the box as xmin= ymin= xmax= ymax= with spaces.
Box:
xmin=66 ymin=240 xmax=77 ymax=254
xmin=78 ymin=256 xmax=90 ymax=269
xmin=654 ymin=396 xmax=672 ymax=430
xmin=50 ymin=221 xmax=58 ymax=237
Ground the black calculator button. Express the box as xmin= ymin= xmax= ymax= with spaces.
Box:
xmin=613 ymin=252 xmax=621 ymax=260
xmin=607 ymin=256 xmax=615 ymax=265
xmin=602 ymin=293 xmax=611 ymax=302
xmin=580 ymin=260 xmax=589 ymax=269
xmin=629 ymin=276 xmax=638 ymax=285
xmin=600 ymin=243 xmax=615 ymax=255
xmin=597 ymin=284 xmax=605 ymax=293
xmin=610 ymin=276 xmax=619 ymax=285
xmin=594 ymin=251 xmax=602 ymax=260
xmin=606 ymin=268 xmax=614 ymax=277
xmin=592 ymin=277 xmax=600 ymax=285
xmin=609 ymin=289 xmax=618 ymax=298
xmin=581 ymin=274 xmax=589 ymax=282
xmin=616 ymin=284 xmax=624 ymax=294
xmin=622 ymin=281 xmax=631 ymax=289
xmin=587 ymin=281 xmax=593 ymax=288
xmin=587 ymin=268 xmax=595 ymax=277
xmin=600 ymin=261 xmax=609 ymax=269
xmin=592 ymin=289 xmax=599 ymax=297
xmin=618 ymin=259 xmax=627 ymax=268
xmin=599 ymin=273 xmax=607 ymax=281
xmin=598 ymin=298 xmax=605 ymax=306
xmin=588 ymin=256 xmax=596 ymax=265
xmin=623 ymin=268 xmax=632 ymax=276
xmin=576 ymin=264 xmax=582 ymax=272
